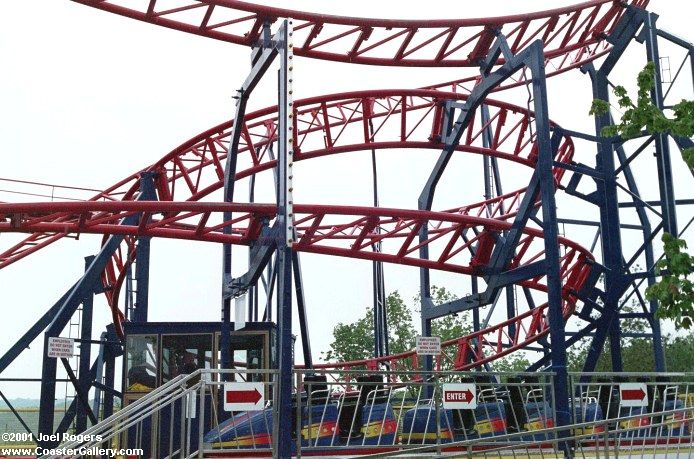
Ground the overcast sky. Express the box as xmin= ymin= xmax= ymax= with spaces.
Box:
xmin=0 ymin=1 xmax=691 ymax=399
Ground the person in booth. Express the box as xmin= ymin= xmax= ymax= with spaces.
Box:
xmin=179 ymin=351 xmax=198 ymax=375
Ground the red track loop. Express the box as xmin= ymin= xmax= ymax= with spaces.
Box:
xmin=0 ymin=200 xmax=594 ymax=370
xmin=71 ymin=0 xmax=646 ymax=67
xmin=0 ymin=90 xmax=573 ymax=268
xmin=0 ymin=86 xmax=590 ymax=369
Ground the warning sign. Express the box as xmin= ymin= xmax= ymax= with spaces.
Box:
xmin=47 ymin=337 xmax=75 ymax=358
xmin=415 ymin=336 xmax=441 ymax=356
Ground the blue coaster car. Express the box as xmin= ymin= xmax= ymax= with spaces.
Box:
xmin=572 ymin=401 xmax=604 ymax=436
xmin=401 ymin=401 xmax=507 ymax=444
xmin=204 ymin=409 xmax=274 ymax=449
xmin=204 ymin=393 xmax=398 ymax=450
xmin=659 ymin=398 xmax=690 ymax=437
xmin=299 ymin=402 xmax=340 ymax=447
xmin=521 ymin=401 xmax=555 ymax=441
xmin=618 ymin=406 xmax=651 ymax=438
xmin=400 ymin=405 xmax=454 ymax=444
xmin=351 ymin=402 xmax=398 ymax=445
xmin=473 ymin=401 xmax=508 ymax=437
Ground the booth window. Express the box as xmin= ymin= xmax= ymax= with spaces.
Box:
xmin=216 ymin=332 xmax=267 ymax=382
xmin=161 ymin=334 xmax=213 ymax=384
xmin=126 ymin=335 xmax=158 ymax=392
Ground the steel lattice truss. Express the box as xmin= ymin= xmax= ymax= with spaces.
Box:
xmin=1 ymin=89 xmax=589 ymax=370
xmin=0 ymin=91 xmax=573 ymax=266
xmin=0 ymin=0 xmax=667 ymax=375
xmin=72 ymin=0 xmax=644 ymax=67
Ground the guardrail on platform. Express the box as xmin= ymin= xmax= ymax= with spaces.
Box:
xmin=42 ymin=369 xmax=694 ymax=458
xmin=356 ymin=405 xmax=694 ymax=458
xmin=291 ymin=369 xmax=557 ymax=453
xmin=43 ymin=368 xmax=280 ymax=459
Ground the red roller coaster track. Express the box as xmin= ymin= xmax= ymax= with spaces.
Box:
xmin=2 ymin=0 xmax=645 ymax=372
xmin=71 ymin=0 xmax=645 ymax=67
xmin=0 ymin=90 xmax=591 ymax=370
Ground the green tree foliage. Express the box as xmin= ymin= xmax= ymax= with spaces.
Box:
xmin=322 ymin=286 xmax=470 ymax=368
xmin=321 ymin=291 xmax=416 ymax=363
xmin=646 ymin=233 xmax=694 ymax=328
xmin=589 ymin=62 xmax=694 ymax=166
xmin=590 ymin=61 xmax=694 ymax=329
xmin=491 ymin=353 xmax=531 ymax=373
xmin=567 ymin=334 xmax=694 ymax=373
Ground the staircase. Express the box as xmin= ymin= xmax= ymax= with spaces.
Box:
xmin=44 ymin=371 xmax=204 ymax=459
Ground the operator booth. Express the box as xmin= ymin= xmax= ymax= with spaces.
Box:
xmin=122 ymin=321 xmax=277 ymax=456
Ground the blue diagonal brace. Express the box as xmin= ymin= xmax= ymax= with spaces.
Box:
xmin=221 ymin=22 xmax=280 ymax=379
xmin=37 ymin=174 xmax=157 ymax=446
xmin=422 ymin=260 xmax=547 ymax=320
xmin=224 ymin=219 xmax=277 ymax=299
xmin=578 ymin=5 xmax=654 ymax=374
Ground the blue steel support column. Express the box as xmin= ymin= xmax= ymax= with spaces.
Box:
xmin=580 ymin=6 xmax=648 ymax=373
xmin=637 ymin=16 xmax=681 ymax=369
xmin=39 ymin=293 xmax=83 ymax=445
xmin=132 ymin=236 xmax=150 ymax=322
xmin=370 ymin=128 xmax=384 ymax=358
xmin=471 ymin=276 xmax=481 ymax=372
xmin=418 ymin=239 xmax=433 ymax=375
xmin=293 ymin=253 xmax=312 ymax=369
xmin=614 ymin=143 xmax=666 ymax=371
xmin=37 ymin=174 xmax=157 ymax=446
xmin=481 ymin=104 xmax=516 ymax=339
xmin=506 ymin=287 xmax=516 ymax=340
xmin=528 ymin=45 xmax=571 ymax=449
xmin=582 ymin=67 xmax=627 ymax=373
xmin=417 ymin=39 xmax=567 ymax=384
xmin=91 ymin=332 xmax=106 ymax=418
xmin=609 ymin=324 xmax=624 ymax=372
xmin=221 ymin=22 xmax=278 ymax=379
xmin=103 ymin=327 xmax=117 ymax=420
xmin=643 ymin=12 xmax=678 ymax=237
xmin=75 ymin=256 xmax=94 ymax=433
xmin=471 ymin=277 xmax=480 ymax=333
xmin=133 ymin=171 xmax=157 ymax=323
xmin=273 ymin=20 xmax=294 ymax=458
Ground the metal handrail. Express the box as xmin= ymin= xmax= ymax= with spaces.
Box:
xmin=42 ymin=369 xmax=694 ymax=458
xmin=49 ymin=370 xmax=201 ymax=454
xmin=354 ymin=405 xmax=694 ymax=458
xmin=570 ymin=372 xmax=694 ymax=377
xmin=49 ymin=368 xmax=282 ymax=458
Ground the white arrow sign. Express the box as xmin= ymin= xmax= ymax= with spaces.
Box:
xmin=442 ymin=383 xmax=477 ymax=409
xmin=224 ymin=382 xmax=265 ymax=411
xmin=619 ymin=382 xmax=648 ymax=407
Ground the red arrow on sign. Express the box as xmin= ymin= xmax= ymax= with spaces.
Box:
xmin=444 ymin=389 xmax=474 ymax=403
xmin=226 ymin=388 xmax=262 ymax=405
xmin=621 ymin=388 xmax=646 ymax=401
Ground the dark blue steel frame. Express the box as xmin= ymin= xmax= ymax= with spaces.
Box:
xmin=415 ymin=5 xmax=693 ymax=453
xmin=416 ymin=34 xmax=571 ymax=444
xmin=575 ymin=6 xmax=693 ymax=376
xmin=219 ymin=20 xmax=302 ymax=457
xmin=0 ymin=4 xmax=691 ymax=457
xmin=0 ymin=173 xmax=156 ymax=447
